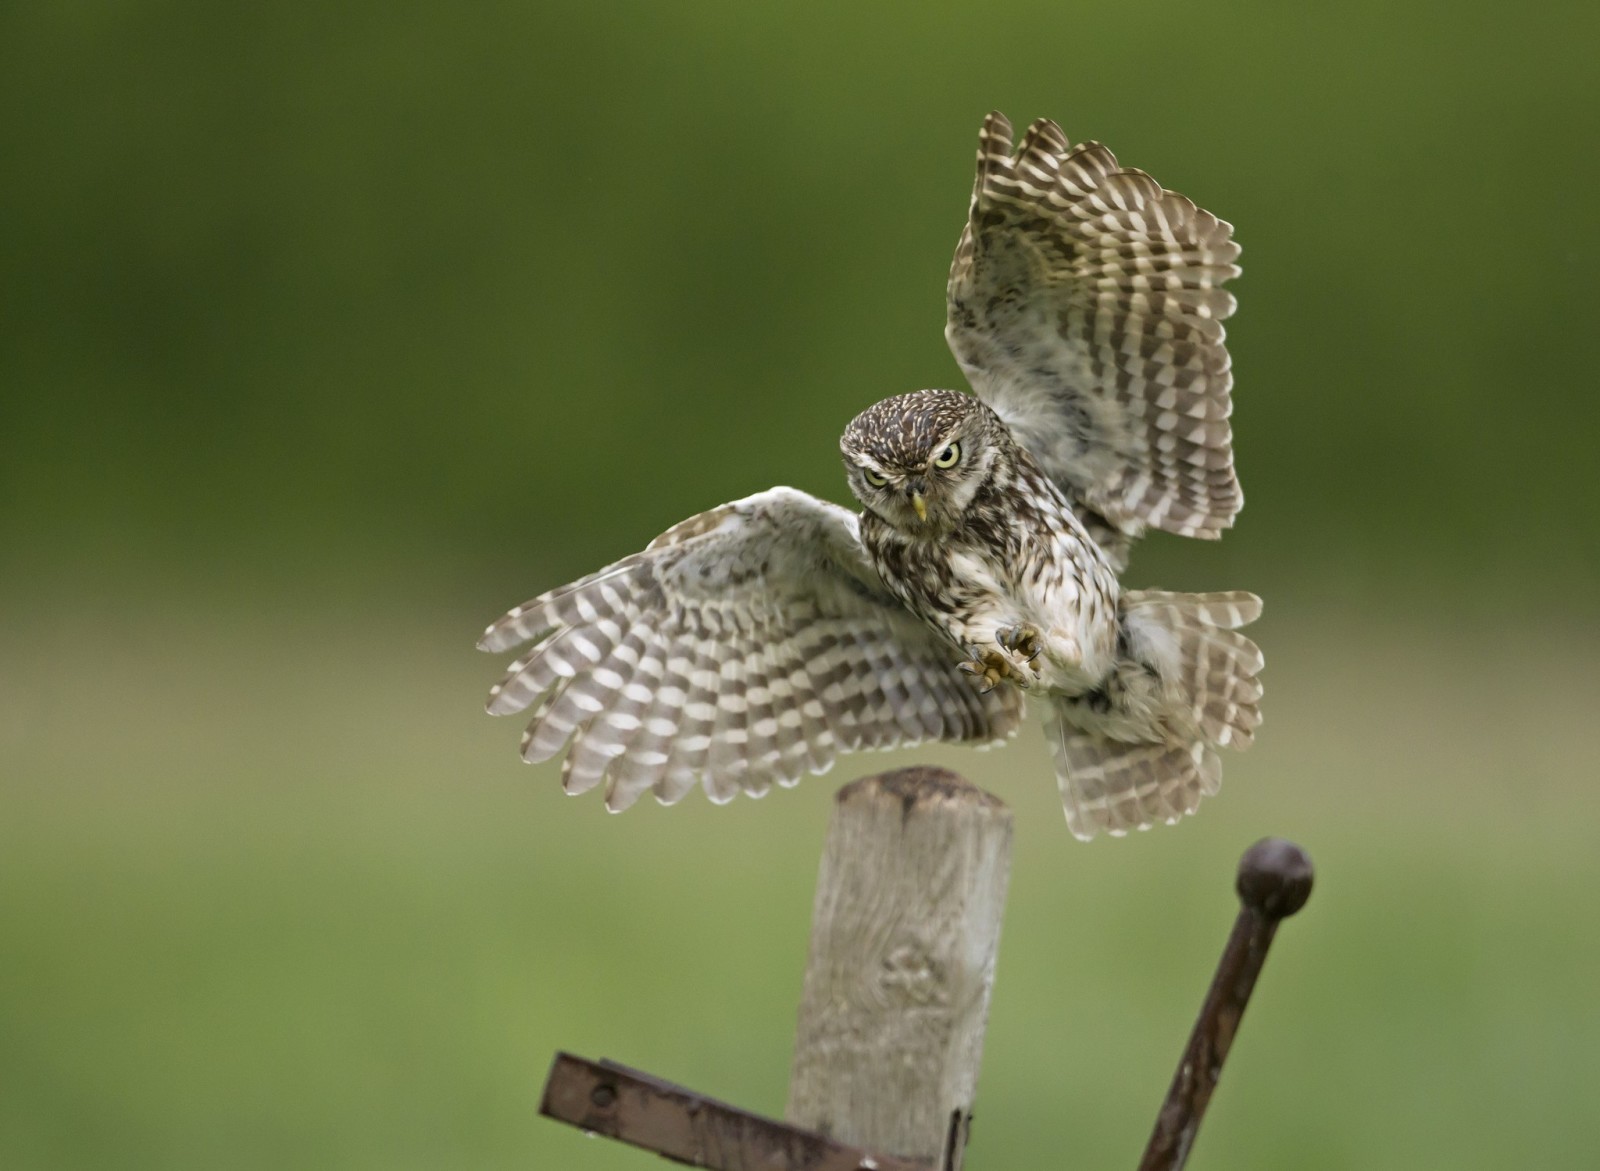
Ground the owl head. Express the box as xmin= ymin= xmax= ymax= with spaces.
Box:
xmin=840 ymin=390 xmax=1010 ymax=533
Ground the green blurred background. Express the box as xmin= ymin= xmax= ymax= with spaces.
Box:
xmin=3 ymin=2 xmax=1598 ymax=1167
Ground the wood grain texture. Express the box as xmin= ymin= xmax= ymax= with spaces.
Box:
xmin=786 ymin=766 xmax=1013 ymax=1166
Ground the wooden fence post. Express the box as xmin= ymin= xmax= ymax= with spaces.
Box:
xmin=785 ymin=765 xmax=1013 ymax=1169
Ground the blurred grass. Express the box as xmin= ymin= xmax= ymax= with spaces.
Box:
xmin=3 ymin=1 xmax=1599 ymax=1167
xmin=3 ymin=588 xmax=1598 ymax=1168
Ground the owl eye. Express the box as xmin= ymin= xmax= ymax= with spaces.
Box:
xmin=933 ymin=442 xmax=962 ymax=469
xmin=862 ymin=468 xmax=889 ymax=487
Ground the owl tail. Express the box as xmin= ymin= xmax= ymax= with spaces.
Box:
xmin=1046 ymin=590 xmax=1264 ymax=841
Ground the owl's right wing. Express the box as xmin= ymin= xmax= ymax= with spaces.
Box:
xmin=479 ymin=486 xmax=1023 ymax=812
xmin=946 ymin=112 xmax=1243 ymax=564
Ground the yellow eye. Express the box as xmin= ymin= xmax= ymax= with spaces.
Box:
xmin=933 ymin=442 xmax=961 ymax=469
xmin=863 ymin=468 xmax=889 ymax=487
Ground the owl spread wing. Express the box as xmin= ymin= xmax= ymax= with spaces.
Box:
xmin=946 ymin=111 xmax=1243 ymax=562
xmin=479 ymin=487 xmax=1023 ymax=811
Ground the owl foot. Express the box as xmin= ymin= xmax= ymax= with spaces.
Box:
xmin=958 ymin=651 xmax=1010 ymax=693
xmin=997 ymin=622 xmax=1043 ymax=666
xmin=959 ymin=646 xmax=1036 ymax=693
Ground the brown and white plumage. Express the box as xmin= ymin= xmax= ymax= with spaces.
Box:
xmin=480 ymin=111 xmax=1262 ymax=839
xmin=1047 ymin=590 xmax=1263 ymax=838
xmin=947 ymin=111 xmax=1243 ymax=570
xmin=480 ymin=488 xmax=1022 ymax=812
xmin=841 ymin=389 xmax=1262 ymax=841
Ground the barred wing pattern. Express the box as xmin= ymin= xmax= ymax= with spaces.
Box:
xmin=479 ymin=487 xmax=1024 ymax=811
xmin=947 ymin=111 xmax=1243 ymax=562
xmin=1048 ymin=590 xmax=1264 ymax=840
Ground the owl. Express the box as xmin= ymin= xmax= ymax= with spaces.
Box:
xmin=479 ymin=111 xmax=1262 ymax=839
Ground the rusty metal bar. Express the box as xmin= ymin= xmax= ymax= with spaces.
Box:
xmin=539 ymin=1051 xmax=933 ymax=1171
xmin=1137 ymin=837 xmax=1315 ymax=1171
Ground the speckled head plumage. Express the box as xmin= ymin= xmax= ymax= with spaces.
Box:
xmin=839 ymin=389 xmax=1014 ymax=534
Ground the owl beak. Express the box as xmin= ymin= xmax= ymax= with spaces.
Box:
xmin=910 ymin=491 xmax=928 ymax=522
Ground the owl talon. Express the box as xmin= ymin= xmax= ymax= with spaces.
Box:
xmin=997 ymin=622 xmax=1043 ymax=665
xmin=958 ymin=656 xmax=1002 ymax=693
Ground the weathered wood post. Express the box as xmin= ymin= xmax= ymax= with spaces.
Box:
xmin=786 ymin=765 xmax=1013 ymax=1169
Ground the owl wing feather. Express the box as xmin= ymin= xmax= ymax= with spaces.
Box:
xmin=947 ymin=111 xmax=1243 ymax=561
xmin=1047 ymin=590 xmax=1264 ymax=840
xmin=479 ymin=486 xmax=1023 ymax=811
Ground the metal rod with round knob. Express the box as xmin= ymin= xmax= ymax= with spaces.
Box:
xmin=1138 ymin=838 xmax=1315 ymax=1171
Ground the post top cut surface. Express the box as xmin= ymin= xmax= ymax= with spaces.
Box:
xmin=835 ymin=765 xmax=1010 ymax=814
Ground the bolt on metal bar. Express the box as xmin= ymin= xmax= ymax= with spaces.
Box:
xmin=1137 ymin=837 xmax=1315 ymax=1171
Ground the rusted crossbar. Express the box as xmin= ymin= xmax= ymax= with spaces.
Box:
xmin=540 ymin=1051 xmax=933 ymax=1171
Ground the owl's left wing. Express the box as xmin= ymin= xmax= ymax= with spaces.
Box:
xmin=479 ymin=487 xmax=1023 ymax=811
xmin=947 ymin=111 xmax=1243 ymax=559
